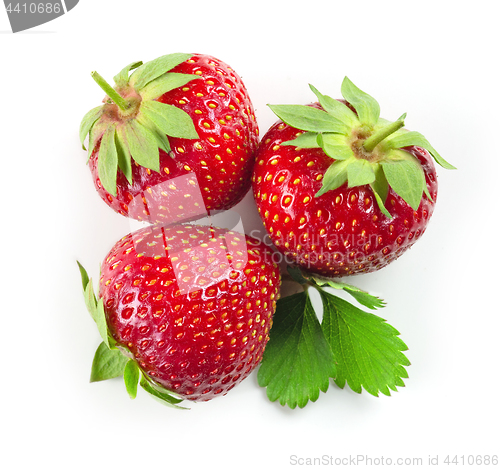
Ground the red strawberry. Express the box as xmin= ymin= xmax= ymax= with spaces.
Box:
xmin=252 ymin=78 xmax=455 ymax=277
xmin=95 ymin=223 xmax=280 ymax=402
xmin=79 ymin=53 xmax=259 ymax=223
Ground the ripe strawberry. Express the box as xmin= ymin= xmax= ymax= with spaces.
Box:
xmin=79 ymin=53 xmax=259 ymax=223
xmin=95 ymin=223 xmax=280 ymax=402
xmin=253 ymin=78 xmax=455 ymax=277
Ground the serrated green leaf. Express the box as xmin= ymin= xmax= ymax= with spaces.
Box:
xmin=95 ymin=298 xmax=111 ymax=349
xmin=123 ymin=360 xmax=140 ymax=399
xmin=140 ymin=376 xmax=187 ymax=409
xmin=347 ymin=158 xmax=376 ymax=187
xmin=140 ymin=73 xmax=200 ymax=101
xmin=384 ymin=130 xmax=456 ymax=170
xmin=130 ymin=53 xmax=193 ymax=90
xmin=113 ymin=61 xmax=143 ymax=88
xmin=281 ymin=132 xmax=320 ymax=148
xmin=120 ymin=120 xmax=160 ymax=172
xmin=90 ymin=342 xmax=129 ymax=383
xmin=268 ymin=104 xmax=348 ymax=134
xmin=319 ymin=289 xmax=409 ymax=396
xmin=382 ymin=154 xmax=425 ymax=210
xmin=318 ymin=133 xmax=354 ymax=160
xmin=79 ymin=106 xmax=103 ymax=150
xmin=77 ymin=261 xmax=90 ymax=291
xmin=309 ymin=84 xmax=358 ymax=127
xmin=308 ymin=275 xmax=385 ymax=310
xmin=341 ymin=77 xmax=380 ymax=127
xmin=140 ymin=101 xmax=199 ymax=139
xmin=315 ymin=159 xmax=351 ymax=197
xmin=97 ymin=126 xmax=119 ymax=196
xmin=257 ymin=292 xmax=336 ymax=409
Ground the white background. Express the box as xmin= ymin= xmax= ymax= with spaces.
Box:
xmin=1 ymin=1 xmax=498 ymax=467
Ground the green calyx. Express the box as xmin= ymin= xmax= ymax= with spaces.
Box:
xmin=272 ymin=77 xmax=456 ymax=216
xmin=77 ymin=261 xmax=187 ymax=409
xmin=79 ymin=53 xmax=200 ymax=196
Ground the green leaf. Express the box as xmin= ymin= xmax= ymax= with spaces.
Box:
xmin=347 ymin=158 xmax=376 ymax=187
xmin=115 ymin=131 xmax=133 ymax=185
xmin=281 ymin=132 xmax=320 ymax=148
xmin=317 ymin=133 xmax=354 ymax=160
xmin=384 ymin=130 xmax=456 ymax=170
xmin=308 ymin=275 xmax=386 ymax=310
xmin=309 ymin=84 xmax=358 ymax=127
xmin=319 ymin=289 xmax=410 ymax=396
xmin=77 ymin=261 xmax=90 ymax=291
xmin=90 ymin=342 xmax=129 ymax=383
xmin=257 ymin=292 xmax=336 ymax=409
xmin=370 ymin=165 xmax=392 ymax=218
xmin=130 ymin=53 xmax=193 ymax=90
xmin=123 ymin=360 xmax=141 ymax=399
xmin=140 ymin=376 xmax=187 ymax=409
xmin=95 ymin=298 xmax=111 ymax=349
xmin=371 ymin=185 xmax=392 ymax=219
xmin=119 ymin=120 xmax=160 ymax=172
xmin=268 ymin=104 xmax=348 ymax=134
xmin=83 ymin=278 xmax=98 ymax=322
xmin=140 ymin=73 xmax=200 ymax=101
xmin=87 ymin=120 xmax=107 ymax=159
xmin=97 ymin=126 xmax=119 ymax=196
xmin=139 ymin=101 xmax=199 ymax=139
xmin=315 ymin=159 xmax=350 ymax=197
xmin=382 ymin=153 xmax=426 ymax=210
xmin=79 ymin=105 xmax=103 ymax=150
xmin=341 ymin=77 xmax=380 ymax=127
xmin=113 ymin=61 xmax=143 ymax=88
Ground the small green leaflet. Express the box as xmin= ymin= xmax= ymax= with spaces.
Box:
xmin=119 ymin=120 xmax=160 ymax=173
xmin=95 ymin=299 xmax=112 ymax=349
xmin=139 ymin=101 xmax=199 ymax=139
xmin=140 ymin=376 xmax=187 ymax=409
xmin=79 ymin=106 xmax=103 ymax=150
xmin=341 ymin=77 xmax=380 ymax=128
xmin=115 ymin=132 xmax=133 ymax=185
xmin=140 ymin=73 xmax=200 ymax=101
xmin=130 ymin=52 xmax=193 ymax=90
xmin=268 ymin=104 xmax=347 ymax=134
xmin=123 ymin=360 xmax=141 ymax=399
xmin=77 ymin=260 xmax=90 ymax=291
xmin=97 ymin=126 xmax=119 ymax=196
xmin=317 ymin=133 xmax=354 ymax=160
xmin=90 ymin=342 xmax=129 ymax=383
xmin=281 ymin=132 xmax=320 ymax=148
xmin=315 ymin=158 xmax=350 ymax=197
xmin=113 ymin=61 xmax=143 ymax=88
xmin=382 ymin=153 xmax=426 ymax=210
xmin=319 ymin=289 xmax=410 ymax=396
xmin=347 ymin=158 xmax=376 ymax=187
xmin=257 ymin=292 xmax=336 ymax=409
xmin=370 ymin=165 xmax=392 ymax=218
xmin=309 ymin=84 xmax=358 ymax=127
xmin=384 ymin=130 xmax=456 ymax=170
xmin=307 ymin=273 xmax=386 ymax=310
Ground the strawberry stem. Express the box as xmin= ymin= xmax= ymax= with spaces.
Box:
xmin=363 ymin=113 xmax=406 ymax=152
xmin=91 ymin=71 xmax=129 ymax=111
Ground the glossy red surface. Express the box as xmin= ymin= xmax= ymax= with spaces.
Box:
xmin=89 ymin=54 xmax=259 ymax=222
xmin=252 ymin=117 xmax=438 ymax=277
xmin=99 ymin=223 xmax=281 ymax=401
